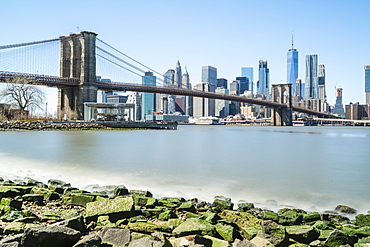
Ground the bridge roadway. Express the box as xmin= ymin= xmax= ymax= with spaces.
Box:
xmin=0 ymin=71 xmax=335 ymax=118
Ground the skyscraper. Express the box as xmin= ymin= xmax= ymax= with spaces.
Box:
xmin=236 ymin=76 xmax=249 ymax=94
xmin=182 ymin=67 xmax=190 ymax=89
xmin=257 ymin=60 xmax=270 ymax=98
xmin=333 ymin=88 xmax=345 ymax=116
xmin=230 ymin=80 xmax=240 ymax=95
xmin=215 ymin=87 xmax=229 ymax=118
xmin=202 ymin=65 xmax=217 ymax=86
xmin=287 ymin=36 xmax=298 ymax=94
xmin=365 ymin=65 xmax=370 ymax=104
xmin=305 ymin=54 xmax=318 ymax=99
xmin=295 ymin=79 xmax=303 ymax=101
xmin=141 ymin=71 xmax=156 ymax=120
xmin=174 ymin=61 xmax=182 ymax=88
xmin=163 ymin=69 xmax=175 ymax=86
xmin=193 ymin=83 xmax=216 ymax=117
xmin=241 ymin=67 xmax=253 ymax=93
xmin=318 ymin=64 xmax=326 ymax=101
xmin=217 ymin=78 xmax=228 ymax=89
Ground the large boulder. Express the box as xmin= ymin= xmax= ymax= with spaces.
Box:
xmin=72 ymin=233 xmax=101 ymax=247
xmin=98 ymin=227 xmax=130 ymax=247
xmin=127 ymin=222 xmax=171 ymax=234
xmin=52 ymin=216 xmax=86 ymax=232
xmin=278 ymin=211 xmax=303 ymax=225
xmin=335 ymin=205 xmax=357 ymax=214
xmin=212 ymin=196 xmax=234 ymax=212
xmin=85 ymin=196 xmax=135 ymax=223
xmin=173 ymin=218 xmax=216 ymax=237
xmin=21 ymin=225 xmax=81 ymax=247
xmin=357 ymin=214 xmax=370 ymax=227
xmin=285 ymin=225 xmax=320 ymax=244
xmin=324 ymin=229 xmax=348 ymax=247
xmin=215 ymin=223 xmax=241 ymax=242
xmin=257 ymin=220 xmax=288 ymax=246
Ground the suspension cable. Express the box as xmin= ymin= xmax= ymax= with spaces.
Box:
xmin=0 ymin=38 xmax=60 ymax=50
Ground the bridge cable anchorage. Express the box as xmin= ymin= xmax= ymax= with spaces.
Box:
xmin=96 ymin=38 xmax=164 ymax=78
xmin=0 ymin=38 xmax=60 ymax=50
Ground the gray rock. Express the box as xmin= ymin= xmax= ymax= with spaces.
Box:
xmin=128 ymin=237 xmax=169 ymax=247
xmin=335 ymin=205 xmax=357 ymax=214
xmin=285 ymin=225 xmax=319 ymax=244
xmin=52 ymin=216 xmax=86 ymax=232
xmin=232 ymin=238 xmax=257 ymax=247
xmin=48 ymin=179 xmax=71 ymax=187
xmin=257 ymin=220 xmax=288 ymax=246
xmin=0 ymin=234 xmax=22 ymax=244
xmin=72 ymin=233 xmax=101 ymax=247
xmin=99 ymin=227 xmax=130 ymax=247
xmin=21 ymin=225 xmax=81 ymax=247
xmin=324 ymin=229 xmax=348 ymax=247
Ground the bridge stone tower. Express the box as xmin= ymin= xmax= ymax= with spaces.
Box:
xmin=271 ymin=83 xmax=293 ymax=126
xmin=58 ymin=31 xmax=97 ymax=120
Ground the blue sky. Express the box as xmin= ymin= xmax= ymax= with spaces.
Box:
xmin=1 ymin=0 xmax=369 ymax=114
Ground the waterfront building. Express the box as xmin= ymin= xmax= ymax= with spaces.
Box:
xmin=305 ymin=54 xmax=318 ymax=99
xmin=345 ymin=102 xmax=370 ymax=120
xmin=193 ymin=83 xmax=216 ymax=118
xmin=230 ymin=80 xmax=240 ymax=95
xmin=202 ymin=65 xmax=217 ymax=86
xmin=141 ymin=71 xmax=156 ymax=120
xmin=333 ymin=88 xmax=345 ymax=117
xmin=107 ymin=94 xmax=128 ymax=104
xmin=215 ymin=87 xmax=229 ymax=118
xmin=241 ymin=67 xmax=254 ymax=93
xmin=287 ymin=37 xmax=298 ymax=94
xmin=217 ymin=78 xmax=228 ymax=89
xmin=365 ymin=65 xmax=370 ymax=104
xmin=318 ymin=64 xmax=326 ymax=101
xmin=236 ymin=76 xmax=249 ymax=94
xmin=257 ymin=60 xmax=270 ymax=99
xmin=126 ymin=92 xmax=141 ymax=120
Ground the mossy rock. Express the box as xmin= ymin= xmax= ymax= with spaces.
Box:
xmin=131 ymin=232 xmax=151 ymax=241
xmin=199 ymin=210 xmax=221 ymax=224
xmin=258 ymin=220 xmax=288 ymax=246
xmin=133 ymin=196 xmax=159 ymax=208
xmin=41 ymin=210 xmax=62 ymax=222
xmin=203 ymin=235 xmax=229 ymax=247
xmin=178 ymin=203 xmax=196 ymax=213
xmin=318 ymin=229 xmax=333 ymax=240
xmin=241 ymin=226 xmax=260 ymax=240
xmin=22 ymin=194 xmax=44 ymax=205
xmin=0 ymin=198 xmax=22 ymax=210
xmin=85 ymin=196 xmax=135 ymax=223
xmin=303 ymin=212 xmax=321 ymax=222
xmin=356 ymin=214 xmax=370 ymax=227
xmin=128 ymin=221 xmax=171 ymax=234
xmin=335 ymin=205 xmax=357 ymax=214
xmin=128 ymin=216 xmax=147 ymax=223
xmin=159 ymin=197 xmax=183 ymax=208
xmin=237 ymin=202 xmax=254 ymax=212
xmin=185 ymin=212 xmax=199 ymax=219
xmin=130 ymin=190 xmax=153 ymax=197
xmin=219 ymin=210 xmax=262 ymax=228
xmin=212 ymin=198 xmax=234 ymax=212
xmin=173 ymin=218 xmax=216 ymax=237
xmin=70 ymin=193 xmax=95 ymax=207
xmin=285 ymin=224 xmax=320 ymax=244
xmin=278 ymin=211 xmax=303 ymax=225
xmin=313 ymin=220 xmax=336 ymax=231
xmin=215 ymin=223 xmax=240 ymax=242
xmin=0 ymin=186 xmax=32 ymax=196
xmin=259 ymin=210 xmax=279 ymax=222
xmin=113 ymin=186 xmax=129 ymax=196
xmin=168 ymin=219 xmax=184 ymax=229
xmin=97 ymin=215 xmax=117 ymax=227
xmin=158 ymin=210 xmax=177 ymax=221
xmin=0 ymin=210 xmax=25 ymax=222
xmin=48 ymin=185 xmax=64 ymax=194
xmin=324 ymin=229 xmax=348 ymax=247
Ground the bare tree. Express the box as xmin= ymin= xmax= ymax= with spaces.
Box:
xmin=0 ymin=78 xmax=45 ymax=119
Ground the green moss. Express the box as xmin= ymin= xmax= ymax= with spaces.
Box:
xmin=128 ymin=221 xmax=171 ymax=234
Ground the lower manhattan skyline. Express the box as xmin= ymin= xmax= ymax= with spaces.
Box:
xmin=1 ymin=0 xmax=369 ymax=113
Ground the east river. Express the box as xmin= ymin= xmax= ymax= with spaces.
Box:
xmin=1 ymin=125 xmax=369 ymax=214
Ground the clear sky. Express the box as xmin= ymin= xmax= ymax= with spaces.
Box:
xmin=1 ymin=0 xmax=369 ymax=114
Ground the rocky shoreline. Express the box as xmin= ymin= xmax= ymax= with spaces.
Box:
xmin=0 ymin=121 xmax=107 ymax=131
xmin=0 ymin=177 xmax=369 ymax=247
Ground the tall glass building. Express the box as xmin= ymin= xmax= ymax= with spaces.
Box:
xmin=287 ymin=45 xmax=298 ymax=94
xmin=202 ymin=65 xmax=217 ymax=86
xmin=365 ymin=65 xmax=370 ymax=104
xmin=257 ymin=60 xmax=270 ymax=98
xmin=241 ymin=67 xmax=253 ymax=93
xmin=236 ymin=76 xmax=249 ymax=94
xmin=217 ymin=78 xmax=228 ymax=89
xmin=305 ymin=54 xmax=318 ymax=99
xmin=141 ymin=71 xmax=156 ymax=120
xmin=318 ymin=64 xmax=326 ymax=101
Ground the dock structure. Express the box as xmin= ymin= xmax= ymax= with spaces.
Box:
xmin=99 ymin=121 xmax=177 ymax=130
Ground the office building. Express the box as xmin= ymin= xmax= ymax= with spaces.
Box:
xmin=287 ymin=37 xmax=298 ymax=94
xmin=182 ymin=67 xmax=191 ymax=89
xmin=236 ymin=76 xmax=249 ymax=94
xmin=174 ymin=61 xmax=182 ymax=88
xmin=257 ymin=60 xmax=270 ymax=99
xmin=241 ymin=67 xmax=254 ymax=93
xmin=141 ymin=71 xmax=156 ymax=120
xmin=193 ymin=83 xmax=216 ymax=118
xmin=365 ymin=65 xmax=370 ymax=104
xmin=305 ymin=54 xmax=318 ymax=99
xmin=230 ymin=80 xmax=240 ymax=95
xmin=333 ymin=88 xmax=345 ymax=116
xmin=202 ymin=65 xmax=217 ymax=86
xmin=163 ymin=69 xmax=175 ymax=86
xmin=295 ymin=79 xmax=303 ymax=101
xmin=107 ymin=94 xmax=128 ymax=104
xmin=318 ymin=64 xmax=326 ymax=101
xmin=217 ymin=78 xmax=228 ymax=89
xmin=215 ymin=87 xmax=229 ymax=118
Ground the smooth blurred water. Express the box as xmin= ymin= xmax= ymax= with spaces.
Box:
xmin=0 ymin=125 xmax=369 ymax=213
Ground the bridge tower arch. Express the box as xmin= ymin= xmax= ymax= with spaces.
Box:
xmin=271 ymin=83 xmax=293 ymax=126
xmin=58 ymin=31 xmax=97 ymax=120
